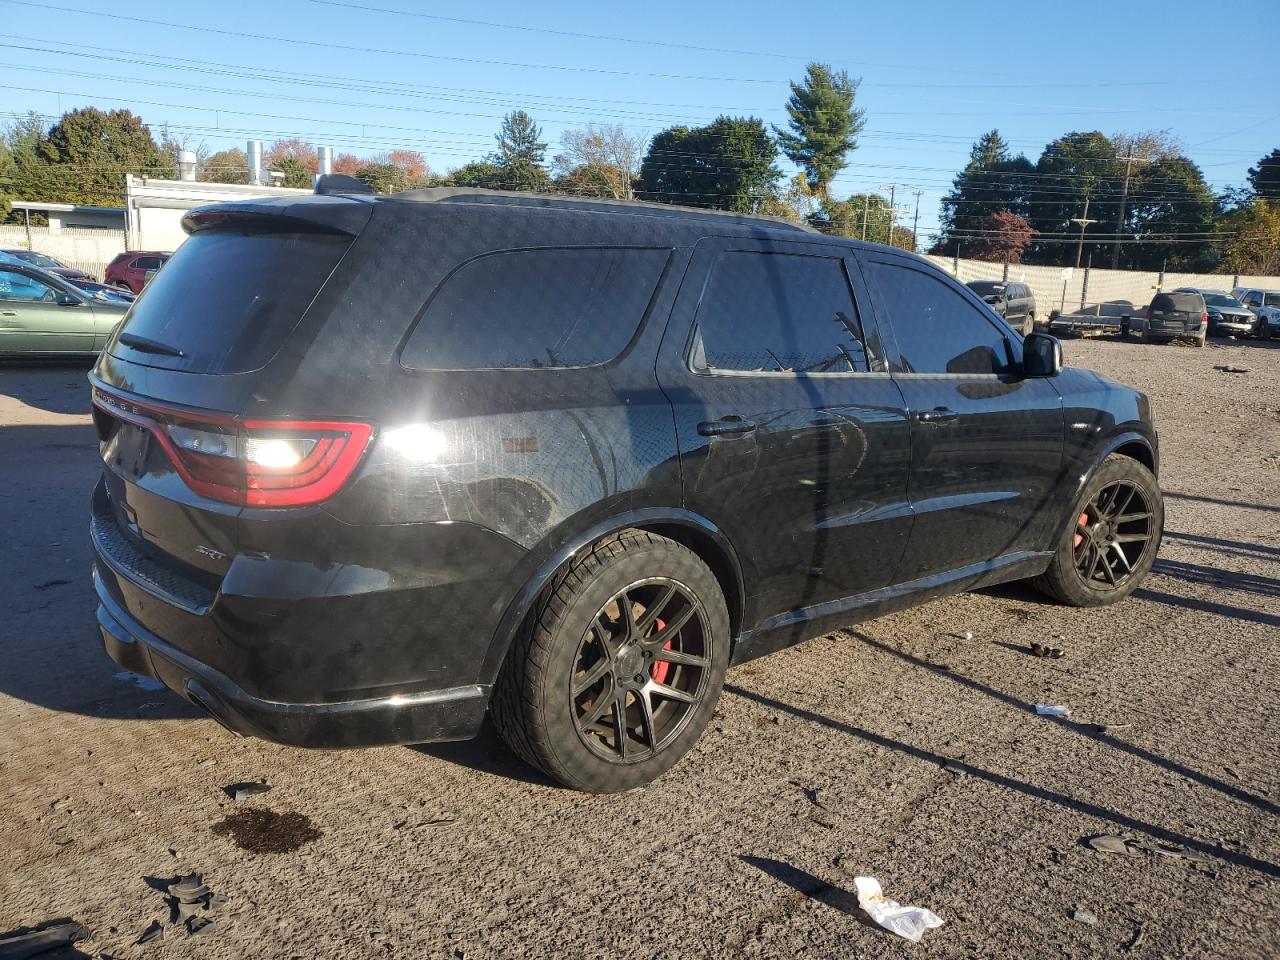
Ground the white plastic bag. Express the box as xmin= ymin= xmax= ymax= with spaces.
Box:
xmin=853 ymin=876 xmax=944 ymax=943
xmin=1035 ymin=704 xmax=1070 ymax=717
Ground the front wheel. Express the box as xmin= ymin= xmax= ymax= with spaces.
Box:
xmin=1031 ymin=454 xmax=1163 ymax=607
xmin=491 ymin=530 xmax=730 ymax=792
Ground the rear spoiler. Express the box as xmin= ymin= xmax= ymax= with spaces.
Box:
xmin=182 ymin=196 xmax=373 ymax=237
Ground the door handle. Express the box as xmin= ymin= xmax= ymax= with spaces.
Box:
xmin=0 ymin=311 xmax=16 ymax=317
xmin=916 ymin=406 xmax=959 ymax=424
xmin=697 ymin=417 xmax=757 ymax=437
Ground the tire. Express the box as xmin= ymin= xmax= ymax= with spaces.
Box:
xmin=1031 ymin=454 xmax=1164 ymax=607
xmin=1023 ymin=314 xmax=1034 ymax=336
xmin=491 ymin=529 xmax=730 ymax=792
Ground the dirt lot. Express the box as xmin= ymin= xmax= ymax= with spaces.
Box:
xmin=2 ymin=335 xmax=1277 ymax=959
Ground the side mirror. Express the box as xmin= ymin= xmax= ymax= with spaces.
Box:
xmin=56 ymin=293 xmax=81 ymax=306
xmin=1022 ymin=332 xmax=1062 ymax=377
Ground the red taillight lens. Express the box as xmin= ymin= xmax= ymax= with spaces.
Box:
xmin=92 ymin=385 xmax=372 ymax=507
xmin=1201 ymin=312 xmax=1209 ymax=326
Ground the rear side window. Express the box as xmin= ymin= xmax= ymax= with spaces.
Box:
xmin=110 ymin=229 xmax=352 ymax=374
xmin=692 ymin=251 xmax=869 ymax=373
xmin=401 ymin=247 xmax=669 ymax=370
xmin=864 ymin=260 xmax=1011 ymax=375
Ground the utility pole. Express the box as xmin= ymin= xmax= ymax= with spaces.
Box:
xmin=861 ymin=194 xmax=869 ymax=241
xmin=1111 ymin=155 xmax=1142 ymax=269
xmin=1071 ymin=193 xmax=1097 ymax=270
xmin=911 ymin=191 xmax=922 ymax=250
xmin=886 ymin=184 xmax=899 ymax=245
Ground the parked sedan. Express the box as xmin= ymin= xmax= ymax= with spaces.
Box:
xmin=104 ymin=251 xmax=171 ymax=294
xmin=1 ymin=248 xmax=92 ymax=283
xmin=67 ymin=278 xmax=136 ymax=304
xmin=0 ymin=262 xmax=129 ymax=356
xmin=1173 ymin=288 xmax=1254 ymax=337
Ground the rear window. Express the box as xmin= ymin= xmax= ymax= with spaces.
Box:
xmin=1151 ymin=292 xmax=1202 ymax=313
xmin=967 ymin=281 xmax=1004 ymax=296
xmin=109 ymin=229 xmax=351 ymax=374
xmin=400 ymin=247 xmax=669 ymax=370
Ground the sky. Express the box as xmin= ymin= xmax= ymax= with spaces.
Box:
xmin=1 ymin=0 xmax=1277 ymax=242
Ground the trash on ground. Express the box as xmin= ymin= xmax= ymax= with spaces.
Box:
xmin=135 ymin=920 xmax=163 ymax=945
xmin=0 ymin=920 xmax=90 ymax=958
xmin=224 ymin=782 xmax=271 ymax=803
xmin=1213 ymin=365 xmax=1249 ymax=373
xmin=1035 ymin=704 xmax=1070 ymax=717
xmin=1125 ymin=923 xmax=1146 ymax=951
xmin=1085 ymin=834 xmax=1218 ymax=864
xmin=852 ymin=876 xmax=944 ymax=943
xmin=1072 ymin=907 xmax=1098 ymax=925
xmin=186 ymin=916 xmax=216 ymax=938
xmin=962 ymin=631 xmax=974 ymax=641
xmin=1030 ymin=642 xmax=1065 ymax=659
xmin=167 ymin=875 xmax=211 ymax=904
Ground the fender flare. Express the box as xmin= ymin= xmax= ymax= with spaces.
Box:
xmin=476 ymin=507 xmax=748 ymax=686
xmin=1068 ymin=428 xmax=1158 ymax=507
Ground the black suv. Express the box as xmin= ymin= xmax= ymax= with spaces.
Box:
xmin=90 ymin=187 xmax=1163 ymax=792
xmin=966 ymin=279 xmax=1037 ymax=335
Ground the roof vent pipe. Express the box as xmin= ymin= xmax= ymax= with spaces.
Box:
xmin=177 ymin=150 xmax=198 ymax=182
xmin=317 ymin=146 xmax=333 ymax=179
xmin=247 ymin=140 xmax=263 ymax=186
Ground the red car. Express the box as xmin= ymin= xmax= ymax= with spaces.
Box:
xmin=105 ymin=251 xmax=171 ymax=294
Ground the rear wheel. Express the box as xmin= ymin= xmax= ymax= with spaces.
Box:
xmin=491 ymin=530 xmax=729 ymax=792
xmin=1032 ymin=454 xmax=1163 ymax=607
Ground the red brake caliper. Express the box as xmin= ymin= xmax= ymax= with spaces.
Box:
xmin=1073 ymin=512 xmax=1090 ymax=549
xmin=650 ymin=618 xmax=672 ymax=684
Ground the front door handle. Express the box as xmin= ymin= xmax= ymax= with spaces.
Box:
xmin=0 ymin=311 xmax=16 ymax=317
xmin=916 ymin=406 xmax=959 ymax=424
xmin=697 ymin=416 xmax=757 ymax=437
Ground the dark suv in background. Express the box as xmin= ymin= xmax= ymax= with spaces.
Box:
xmin=966 ymin=279 xmax=1037 ymax=334
xmin=1142 ymin=290 xmax=1208 ymax=346
xmin=90 ymin=185 xmax=1162 ymax=792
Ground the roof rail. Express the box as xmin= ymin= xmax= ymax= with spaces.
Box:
xmin=380 ymin=186 xmax=817 ymax=233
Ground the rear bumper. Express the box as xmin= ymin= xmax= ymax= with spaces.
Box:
xmin=95 ymin=569 xmax=490 ymax=748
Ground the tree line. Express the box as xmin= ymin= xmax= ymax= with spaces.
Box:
xmin=2 ymin=92 xmax=1277 ymax=274
xmin=933 ymin=129 xmax=1280 ymax=274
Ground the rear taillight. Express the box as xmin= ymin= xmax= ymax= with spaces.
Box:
xmin=92 ymin=385 xmax=372 ymax=507
xmin=1200 ymin=312 xmax=1209 ymax=326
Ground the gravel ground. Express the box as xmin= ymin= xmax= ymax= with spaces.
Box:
xmin=2 ymin=335 xmax=1277 ymax=959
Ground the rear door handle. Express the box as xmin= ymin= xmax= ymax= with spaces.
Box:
xmin=916 ymin=406 xmax=959 ymax=424
xmin=697 ymin=417 xmax=757 ymax=437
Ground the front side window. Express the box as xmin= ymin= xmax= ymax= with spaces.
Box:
xmin=692 ymin=251 xmax=869 ymax=373
xmin=401 ymin=247 xmax=670 ymax=370
xmin=0 ymin=268 xmax=56 ymax=302
xmin=864 ymin=260 xmax=1011 ymax=375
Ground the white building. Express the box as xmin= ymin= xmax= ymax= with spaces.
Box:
xmin=124 ymin=174 xmax=312 ymax=253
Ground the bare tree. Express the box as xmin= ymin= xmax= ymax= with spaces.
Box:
xmin=553 ymin=123 xmax=646 ymax=200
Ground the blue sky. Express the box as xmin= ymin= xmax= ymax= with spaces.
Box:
xmin=2 ymin=0 xmax=1277 ymax=240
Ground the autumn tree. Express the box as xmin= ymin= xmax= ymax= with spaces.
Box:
xmin=638 ymin=117 xmax=780 ymax=213
xmin=1247 ymin=148 xmax=1280 ymax=201
xmin=264 ymin=138 xmax=316 ymax=187
xmin=964 ymin=212 xmax=1035 ymax=262
xmin=1221 ymin=200 xmax=1280 ymax=274
xmin=553 ymin=123 xmax=644 ymax=199
xmin=200 ymin=147 xmax=249 ymax=184
xmin=387 ymin=149 xmax=430 ymax=181
xmin=774 ymin=63 xmax=865 ymax=201
xmin=332 ymin=153 xmax=366 ymax=176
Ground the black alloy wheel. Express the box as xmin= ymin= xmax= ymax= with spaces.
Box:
xmin=1071 ymin=479 xmax=1155 ymax=589
xmin=571 ymin=578 xmax=710 ymax=764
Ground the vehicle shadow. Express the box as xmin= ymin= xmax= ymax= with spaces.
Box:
xmin=1164 ymin=529 xmax=1280 ymax=561
xmin=1153 ymin=557 xmax=1280 ymax=599
xmin=0 ymin=360 xmax=95 ymax=415
xmin=1131 ymin=586 xmax=1280 ymax=629
xmin=725 ymin=682 xmax=1280 ymax=880
xmin=1163 ymin=491 xmax=1280 ymax=514
xmin=409 ymin=722 xmax=557 ymax=788
xmin=848 ymin=631 xmax=1280 ymax=818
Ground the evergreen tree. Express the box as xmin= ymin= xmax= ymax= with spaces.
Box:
xmin=773 ymin=63 xmax=865 ymax=200
xmin=937 ymin=130 xmax=1033 ymax=249
xmin=638 ymin=117 xmax=780 ymax=213
xmin=1247 ymin=148 xmax=1280 ymax=201
xmin=491 ymin=111 xmax=550 ymax=191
